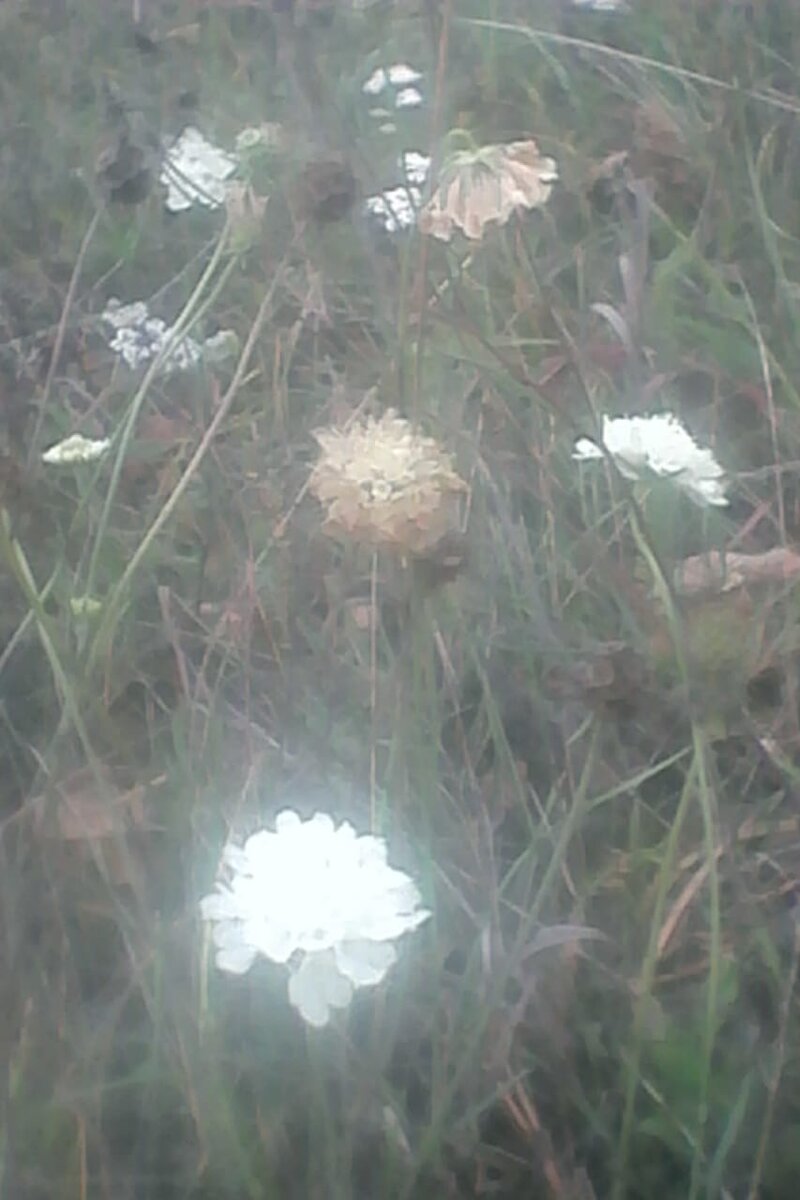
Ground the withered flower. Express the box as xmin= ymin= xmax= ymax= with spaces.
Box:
xmin=309 ymin=409 xmax=465 ymax=554
xmin=295 ymin=156 xmax=358 ymax=224
xmin=419 ymin=138 xmax=557 ymax=242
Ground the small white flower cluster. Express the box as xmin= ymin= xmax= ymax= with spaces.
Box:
xmin=101 ymin=299 xmax=238 ymax=374
xmin=42 ymin=433 xmax=110 ymax=466
xmin=364 ymin=150 xmax=431 ymax=234
xmin=573 ymin=413 xmax=728 ymax=508
xmin=102 ymin=299 xmax=202 ymax=373
xmin=362 ymin=63 xmax=423 ymax=134
xmin=160 ymin=126 xmax=237 ymax=213
xmin=200 ymin=810 xmax=430 ymax=1028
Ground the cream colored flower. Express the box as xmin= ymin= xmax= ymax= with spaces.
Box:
xmin=419 ymin=139 xmax=557 ymax=242
xmin=42 ymin=434 xmax=110 ymax=465
xmin=200 ymin=809 xmax=430 ymax=1029
xmin=573 ymin=413 xmax=729 ymax=508
xmin=309 ymin=409 xmax=465 ymax=553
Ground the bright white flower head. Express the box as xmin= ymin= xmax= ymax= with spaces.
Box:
xmin=362 ymin=63 xmax=422 ymax=96
xmin=573 ymin=413 xmax=729 ymax=507
xmin=200 ymin=810 xmax=430 ymax=1028
xmin=365 ymin=154 xmax=429 ymax=233
xmin=160 ymin=126 xmax=237 ymax=213
xmin=42 ymin=433 xmax=110 ymax=465
xmin=362 ymin=64 xmax=424 ymax=115
xmin=365 ymin=185 xmax=422 ymax=233
xmin=395 ymin=87 xmax=423 ymax=110
xmin=402 ymin=151 xmax=431 ymax=186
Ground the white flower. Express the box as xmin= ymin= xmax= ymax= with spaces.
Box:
xmin=101 ymin=298 xmax=202 ymax=372
xmin=365 ymin=185 xmax=422 ymax=232
xmin=401 ymin=150 xmax=431 ymax=186
xmin=363 ymin=64 xmax=424 ymax=114
xmin=200 ymin=810 xmax=430 ymax=1028
xmin=363 ymin=67 xmax=389 ymax=96
xmin=362 ymin=63 xmax=422 ymax=97
xmin=160 ymin=126 xmax=237 ymax=213
xmin=387 ymin=64 xmax=422 ymax=87
xmin=395 ymin=87 xmax=423 ymax=110
xmin=573 ymin=413 xmax=729 ymax=507
xmin=101 ymin=299 xmax=150 ymax=330
xmin=42 ymin=434 xmax=110 ymax=465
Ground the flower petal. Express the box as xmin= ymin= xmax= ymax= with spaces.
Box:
xmin=334 ymin=939 xmax=397 ymax=986
xmin=288 ymin=951 xmax=354 ymax=1027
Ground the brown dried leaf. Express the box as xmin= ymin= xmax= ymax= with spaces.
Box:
xmin=33 ymin=767 xmax=149 ymax=841
xmin=674 ymin=548 xmax=800 ymax=596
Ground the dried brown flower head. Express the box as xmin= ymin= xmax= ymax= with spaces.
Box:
xmin=419 ymin=139 xmax=557 ymax=242
xmin=294 ymin=156 xmax=358 ymax=224
xmin=309 ymin=409 xmax=465 ymax=554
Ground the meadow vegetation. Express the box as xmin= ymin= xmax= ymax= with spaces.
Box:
xmin=2 ymin=0 xmax=800 ymax=1196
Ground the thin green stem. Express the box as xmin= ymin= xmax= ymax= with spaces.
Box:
xmin=84 ymin=223 xmax=233 ymax=605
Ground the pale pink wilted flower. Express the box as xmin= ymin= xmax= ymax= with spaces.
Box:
xmin=419 ymin=138 xmax=557 ymax=242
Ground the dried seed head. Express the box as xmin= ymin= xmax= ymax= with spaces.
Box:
xmin=309 ymin=409 xmax=465 ymax=553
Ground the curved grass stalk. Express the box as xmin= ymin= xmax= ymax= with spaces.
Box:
xmin=463 ymin=18 xmax=800 ymax=117
xmin=83 ymin=221 xmax=234 ymax=608
xmin=0 ymin=508 xmax=96 ymax=763
xmin=402 ymin=720 xmax=601 ymax=1195
xmin=87 ymin=275 xmax=278 ymax=673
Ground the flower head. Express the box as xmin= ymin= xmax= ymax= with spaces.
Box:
xmin=364 ymin=153 xmax=430 ymax=234
xmin=42 ymin=434 xmax=110 ymax=465
xmin=365 ymin=184 xmax=422 ymax=232
xmin=573 ymin=413 xmax=729 ymax=507
xmin=401 ymin=150 xmax=431 ymax=187
xmin=362 ymin=63 xmax=422 ymax=96
xmin=419 ymin=138 xmax=557 ymax=242
xmin=309 ymin=409 xmax=465 ymax=553
xmin=160 ymin=126 xmax=237 ymax=213
xmin=362 ymin=63 xmax=424 ymax=119
xmin=101 ymin=298 xmax=202 ymax=373
xmin=395 ymin=86 xmax=423 ymax=110
xmin=200 ymin=810 xmax=430 ymax=1028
